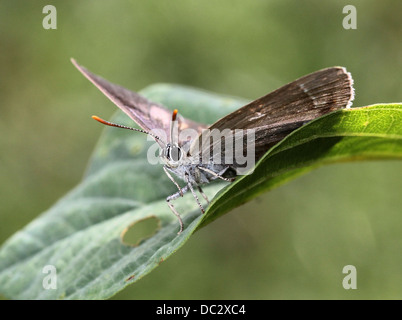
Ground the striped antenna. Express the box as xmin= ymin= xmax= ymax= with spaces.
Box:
xmin=92 ymin=115 xmax=163 ymax=143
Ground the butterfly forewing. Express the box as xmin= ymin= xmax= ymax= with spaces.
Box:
xmin=71 ymin=59 xmax=207 ymax=147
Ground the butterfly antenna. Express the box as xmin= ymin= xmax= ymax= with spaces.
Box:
xmin=92 ymin=115 xmax=162 ymax=143
xmin=170 ymin=109 xmax=179 ymax=145
xmin=172 ymin=109 xmax=178 ymax=121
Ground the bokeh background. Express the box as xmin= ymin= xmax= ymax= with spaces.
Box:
xmin=1 ymin=0 xmax=401 ymax=299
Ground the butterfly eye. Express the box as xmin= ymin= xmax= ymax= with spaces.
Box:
xmin=166 ymin=145 xmax=182 ymax=162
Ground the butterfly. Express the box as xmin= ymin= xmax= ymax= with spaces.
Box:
xmin=71 ymin=59 xmax=354 ymax=234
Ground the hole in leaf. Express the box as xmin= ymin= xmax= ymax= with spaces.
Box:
xmin=121 ymin=216 xmax=160 ymax=246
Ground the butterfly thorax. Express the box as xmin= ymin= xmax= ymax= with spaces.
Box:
xmin=165 ymin=162 xmax=230 ymax=185
xmin=161 ymin=143 xmax=231 ymax=185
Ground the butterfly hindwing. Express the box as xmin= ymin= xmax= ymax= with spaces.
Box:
xmin=190 ymin=67 xmax=354 ymax=167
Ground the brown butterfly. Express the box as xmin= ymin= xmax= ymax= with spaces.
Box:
xmin=72 ymin=59 xmax=354 ymax=234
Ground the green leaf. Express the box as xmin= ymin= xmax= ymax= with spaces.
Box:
xmin=0 ymin=83 xmax=401 ymax=300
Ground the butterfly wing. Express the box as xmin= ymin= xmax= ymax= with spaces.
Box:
xmin=71 ymin=59 xmax=207 ymax=146
xmin=191 ymin=67 xmax=354 ymax=167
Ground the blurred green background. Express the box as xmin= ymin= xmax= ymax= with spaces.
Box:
xmin=1 ymin=0 xmax=401 ymax=299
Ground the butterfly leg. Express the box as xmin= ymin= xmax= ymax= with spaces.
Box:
xmin=197 ymin=186 xmax=210 ymax=204
xmin=184 ymin=173 xmax=205 ymax=214
xmin=197 ymin=166 xmax=236 ymax=182
xmin=166 ymin=200 xmax=183 ymax=235
xmin=166 ymin=185 xmax=189 ymax=235
xmin=164 ymin=166 xmax=184 ymax=197
xmin=167 ymin=185 xmax=189 ymax=201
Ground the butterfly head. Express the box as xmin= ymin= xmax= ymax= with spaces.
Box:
xmin=161 ymin=143 xmax=184 ymax=168
xmin=161 ymin=109 xmax=186 ymax=168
